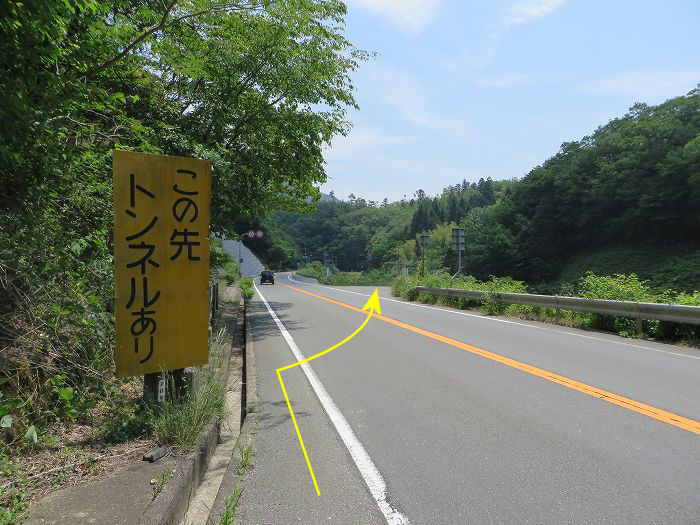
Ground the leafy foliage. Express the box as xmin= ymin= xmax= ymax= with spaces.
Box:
xmin=275 ymin=198 xmax=416 ymax=271
xmin=1 ymin=0 xmax=364 ymax=448
xmin=545 ymin=246 xmax=700 ymax=294
xmin=578 ymin=272 xmax=656 ymax=336
xmin=212 ymin=238 xmax=239 ymax=285
xmin=235 ymin=217 xmax=300 ymax=271
xmin=239 ymin=278 xmax=254 ymax=301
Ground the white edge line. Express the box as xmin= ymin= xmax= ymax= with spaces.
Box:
xmin=253 ymin=280 xmax=410 ymax=525
xmin=287 ymin=274 xmax=700 ymax=361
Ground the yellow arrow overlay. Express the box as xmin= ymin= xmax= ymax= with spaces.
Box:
xmin=276 ymin=289 xmax=381 ymax=496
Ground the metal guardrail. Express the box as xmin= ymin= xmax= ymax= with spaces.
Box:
xmin=414 ymin=286 xmax=700 ymax=326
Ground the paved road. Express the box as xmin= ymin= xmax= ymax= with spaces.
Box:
xmin=237 ymin=273 xmax=700 ymax=524
xmin=221 ymin=239 xmax=264 ymax=277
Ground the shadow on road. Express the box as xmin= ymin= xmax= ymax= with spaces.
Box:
xmin=254 ymin=399 xmax=312 ymax=431
xmin=248 ymin=299 xmax=309 ymax=341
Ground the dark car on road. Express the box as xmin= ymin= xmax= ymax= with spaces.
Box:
xmin=260 ymin=270 xmax=275 ymax=285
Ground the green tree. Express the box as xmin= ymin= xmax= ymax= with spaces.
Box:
xmin=0 ymin=0 xmax=368 ymax=431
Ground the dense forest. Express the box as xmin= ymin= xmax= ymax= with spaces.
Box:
xmin=270 ymin=87 xmax=700 ymax=292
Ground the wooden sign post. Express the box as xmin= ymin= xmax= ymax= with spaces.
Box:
xmin=113 ymin=151 xmax=211 ymax=384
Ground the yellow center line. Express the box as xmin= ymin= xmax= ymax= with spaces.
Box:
xmin=281 ymin=282 xmax=700 ymax=436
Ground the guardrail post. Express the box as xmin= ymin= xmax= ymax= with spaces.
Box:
xmin=555 ymin=295 xmax=560 ymax=318
xmin=635 ymin=302 xmax=643 ymax=336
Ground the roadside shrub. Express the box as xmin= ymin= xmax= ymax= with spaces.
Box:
xmin=322 ymin=269 xmax=392 ymax=286
xmin=578 ymin=272 xmax=656 ymax=337
xmin=391 ymin=272 xmax=530 ymax=315
xmin=297 ymin=261 xmax=325 ymax=280
xmin=299 ymin=263 xmax=393 ymax=286
xmin=1 ymin=222 xmax=115 ymax=449
xmin=391 ymin=274 xmax=419 ymax=301
xmin=392 ymin=270 xmax=700 ymax=344
xmin=239 ymin=278 xmax=254 ymax=301
xmin=479 ymin=276 xmax=530 ymax=316
xmin=221 ymin=261 xmax=239 ymax=286
xmin=656 ymin=291 xmax=700 ymax=343
xmin=211 ymin=239 xmax=238 ymax=285
xmin=416 ymin=270 xmax=452 ymax=304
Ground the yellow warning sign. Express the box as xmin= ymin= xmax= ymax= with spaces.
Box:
xmin=113 ymin=150 xmax=211 ymax=378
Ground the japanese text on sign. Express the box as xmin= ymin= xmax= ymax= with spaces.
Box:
xmin=113 ymin=151 xmax=211 ymax=378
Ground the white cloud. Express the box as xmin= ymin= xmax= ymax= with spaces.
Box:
xmin=325 ymin=127 xmax=407 ymax=161
xmin=403 ymin=109 xmax=471 ymax=136
xmin=466 ymin=0 xmax=567 ymax=70
xmin=505 ymin=0 xmax=567 ymax=26
xmin=473 ymin=73 xmax=532 ymax=87
xmin=350 ymin=0 xmax=440 ymax=31
xmin=370 ymin=64 xmax=472 ymax=137
xmin=581 ymin=70 xmax=700 ymax=101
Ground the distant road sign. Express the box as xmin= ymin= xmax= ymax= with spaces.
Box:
xmin=255 ymin=229 xmax=264 ymax=238
xmin=451 ymin=228 xmax=465 ymax=252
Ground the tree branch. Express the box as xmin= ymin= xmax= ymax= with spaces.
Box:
xmin=84 ymin=1 xmax=266 ymax=80
xmin=84 ymin=0 xmax=178 ymax=80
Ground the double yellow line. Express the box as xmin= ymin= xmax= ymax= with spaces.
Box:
xmin=282 ymin=283 xmax=700 ymax=436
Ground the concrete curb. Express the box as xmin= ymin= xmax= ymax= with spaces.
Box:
xmin=138 ymin=285 xmax=241 ymax=525
xmin=244 ymin=299 xmax=259 ymax=416
xmin=207 ymin=297 xmax=260 ymax=522
xmin=139 ymin=419 xmax=221 ymax=525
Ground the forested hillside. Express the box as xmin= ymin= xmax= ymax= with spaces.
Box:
xmin=273 ymin=87 xmax=700 ymax=291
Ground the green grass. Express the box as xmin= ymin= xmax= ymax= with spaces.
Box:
xmin=547 ymin=245 xmax=700 ymax=294
xmin=150 ymin=330 xmax=228 ymax=450
xmin=219 ymin=487 xmax=243 ymax=525
xmin=239 ymin=277 xmax=254 ymax=301
xmin=237 ymin=444 xmax=253 ymax=477
xmin=0 ymin=487 xmax=28 ymax=525
xmin=218 ymin=444 xmax=251 ymax=523
xmin=151 ymin=467 xmax=174 ymax=500
xmin=322 ymin=270 xmax=392 ymax=286
xmin=150 ymin=375 xmax=224 ymax=450
xmin=221 ymin=261 xmax=239 ymax=286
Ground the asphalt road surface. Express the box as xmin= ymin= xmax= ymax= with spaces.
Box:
xmin=236 ymin=273 xmax=700 ymax=525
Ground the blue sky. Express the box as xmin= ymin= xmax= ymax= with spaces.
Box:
xmin=321 ymin=0 xmax=700 ymax=202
